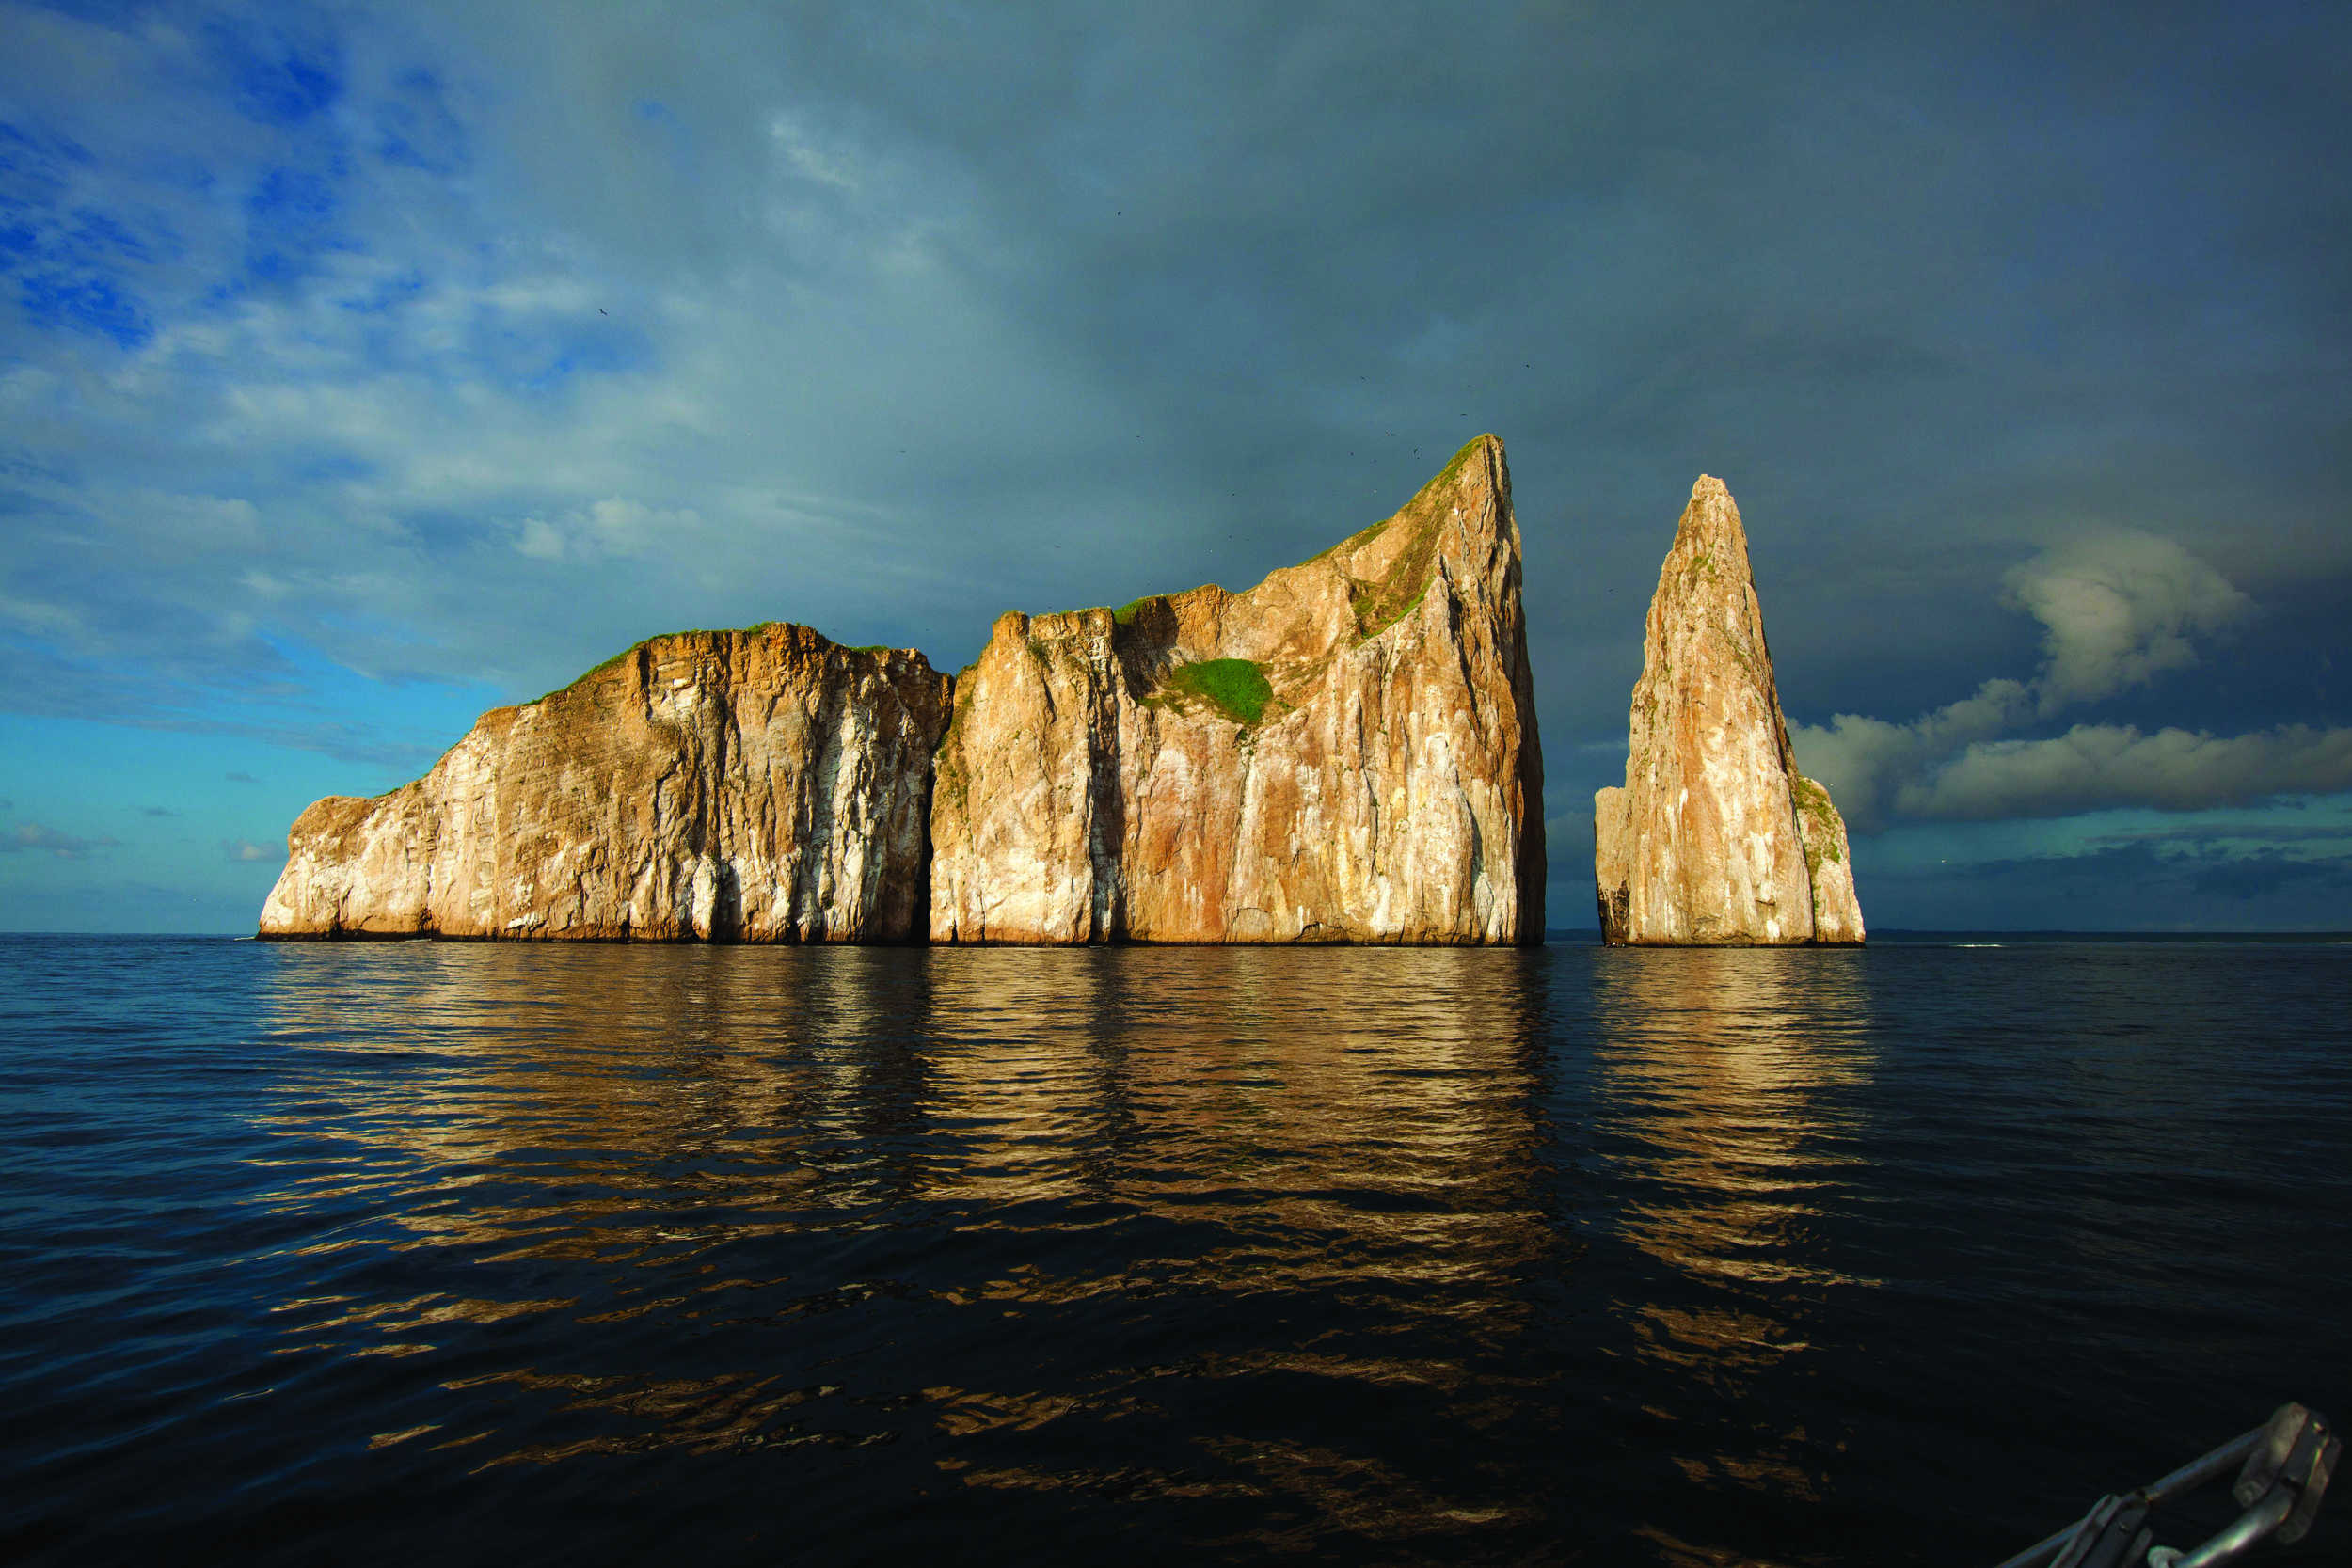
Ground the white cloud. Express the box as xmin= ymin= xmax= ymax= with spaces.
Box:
xmin=2002 ymin=531 xmax=2250 ymax=713
xmin=512 ymin=497 xmax=707 ymax=562
xmin=769 ymin=112 xmax=861 ymax=190
xmin=222 ymin=837 xmax=286 ymax=863
xmin=515 ymin=515 xmax=566 ymax=560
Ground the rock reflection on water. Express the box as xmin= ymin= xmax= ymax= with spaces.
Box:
xmin=15 ymin=934 xmax=2341 ymax=1566
xmin=1591 ymin=947 xmax=1876 ymax=1551
xmin=251 ymin=943 xmax=1566 ymax=1557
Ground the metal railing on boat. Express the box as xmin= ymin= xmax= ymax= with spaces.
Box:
xmin=1994 ymin=1402 xmax=2336 ymax=1568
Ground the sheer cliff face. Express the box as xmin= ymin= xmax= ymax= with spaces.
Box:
xmin=1594 ymin=476 xmax=1864 ymax=946
xmin=259 ymin=626 xmax=953 ymax=942
xmin=929 ymin=435 xmax=1545 ymax=945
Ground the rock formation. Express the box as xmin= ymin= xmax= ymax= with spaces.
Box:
xmin=1594 ymin=476 xmax=1864 ymax=945
xmin=259 ymin=625 xmax=953 ymax=942
xmin=929 ymin=435 xmax=1544 ymax=944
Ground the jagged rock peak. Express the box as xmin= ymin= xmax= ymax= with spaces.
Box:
xmin=929 ymin=433 xmax=1545 ymax=944
xmin=1594 ymin=474 xmax=1864 ymax=946
xmin=260 ymin=623 xmax=954 ymax=942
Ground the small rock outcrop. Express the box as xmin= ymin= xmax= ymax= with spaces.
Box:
xmin=1594 ymin=476 xmax=1863 ymax=946
xmin=259 ymin=626 xmax=953 ymax=942
xmin=929 ymin=435 xmax=1544 ymax=944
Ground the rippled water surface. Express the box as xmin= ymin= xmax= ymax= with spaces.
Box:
xmin=3 ymin=935 xmax=2346 ymax=1565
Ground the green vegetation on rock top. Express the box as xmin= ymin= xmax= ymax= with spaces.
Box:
xmin=1791 ymin=774 xmax=1846 ymax=870
xmin=1308 ymin=435 xmax=1491 ymax=642
xmin=1426 ymin=434 xmax=1486 ymax=494
xmin=1161 ymin=658 xmax=1273 ymax=725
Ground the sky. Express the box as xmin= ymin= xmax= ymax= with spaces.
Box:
xmin=2 ymin=0 xmax=2348 ymax=933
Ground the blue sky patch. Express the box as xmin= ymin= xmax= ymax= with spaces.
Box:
xmin=208 ymin=19 xmax=342 ymax=127
xmin=17 ymin=268 xmax=149 ymax=345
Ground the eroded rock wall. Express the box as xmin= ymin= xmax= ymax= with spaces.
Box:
xmin=929 ymin=435 xmax=1545 ymax=944
xmin=260 ymin=626 xmax=953 ymax=942
xmin=1594 ymin=475 xmax=1865 ymax=945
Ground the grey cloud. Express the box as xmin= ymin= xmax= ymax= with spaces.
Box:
xmin=1900 ymin=724 xmax=2352 ymax=822
xmin=1794 ymin=679 xmax=2033 ymax=832
xmin=226 ymin=772 xmax=259 ymax=783
xmin=513 ymin=498 xmax=708 ymax=563
xmin=1792 ymin=532 xmax=2306 ymax=829
xmin=141 ymin=806 xmax=179 ymax=817
xmin=6 ymin=823 xmax=121 ymax=858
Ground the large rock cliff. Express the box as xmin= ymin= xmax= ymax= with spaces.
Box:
xmin=929 ymin=435 xmax=1544 ymax=944
xmin=1594 ymin=476 xmax=1863 ymax=946
xmin=259 ymin=625 xmax=953 ymax=942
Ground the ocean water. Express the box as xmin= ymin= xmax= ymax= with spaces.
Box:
xmin=1 ymin=934 xmax=2345 ymax=1565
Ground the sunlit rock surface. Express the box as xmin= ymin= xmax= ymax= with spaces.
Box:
xmin=1595 ymin=476 xmax=1864 ymax=946
xmin=930 ymin=435 xmax=1546 ymax=944
xmin=259 ymin=626 xmax=953 ymax=942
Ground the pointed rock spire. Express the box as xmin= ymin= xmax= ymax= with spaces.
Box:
xmin=1595 ymin=475 xmax=1863 ymax=945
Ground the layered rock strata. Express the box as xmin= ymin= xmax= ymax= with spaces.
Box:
xmin=1594 ymin=476 xmax=1864 ymax=946
xmin=929 ymin=435 xmax=1544 ymax=944
xmin=259 ymin=626 xmax=953 ymax=942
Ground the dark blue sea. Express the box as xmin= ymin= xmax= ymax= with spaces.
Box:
xmin=3 ymin=934 xmax=2346 ymax=1565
